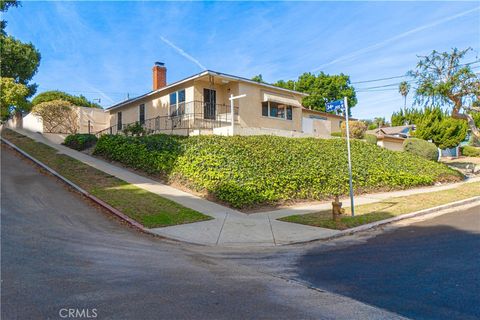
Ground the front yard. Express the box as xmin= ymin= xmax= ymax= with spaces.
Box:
xmin=1 ymin=129 xmax=211 ymax=228
xmin=280 ymin=182 xmax=480 ymax=230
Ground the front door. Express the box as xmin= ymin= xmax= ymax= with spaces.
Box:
xmin=203 ymin=88 xmax=216 ymax=120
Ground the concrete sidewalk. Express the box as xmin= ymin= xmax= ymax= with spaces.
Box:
xmin=8 ymin=128 xmax=480 ymax=247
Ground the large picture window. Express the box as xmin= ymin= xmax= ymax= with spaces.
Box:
xmin=262 ymin=101 xmax=293 ymax=120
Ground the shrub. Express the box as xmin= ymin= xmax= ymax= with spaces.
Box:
xmin=341 ymin=121 xmax=367 ymax=139
xmin=403 ymin=138 xmax=439 ymax=161
xmin=94 ymin=134 xmax=462 ymax=208
xmin=461 ymin=146 xmax=480 ymax=157
xmin=63 ymin=134 xmax=98 ymax=151
xmin=365 ymin=134 xmax=377 ymax=145
xmin=330 ymin=131 xmax=342 ymax=137
xmin=123 ymin=122 xmax=146 ymax=136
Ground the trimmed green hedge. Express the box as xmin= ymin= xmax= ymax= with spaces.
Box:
xmin=63 ymin=134 xmax=97 ymax=151
xmin=94 ymin=134 xmax=463 ymax=208
xmin=403 ymin=138 xmax=439 ymax=162
xmin=461 ymin=146 xmax=480 ymax=157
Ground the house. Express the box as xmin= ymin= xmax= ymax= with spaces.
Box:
xmin=98 ymin=62 xmax=347 ymax=138
xmin=366 ymin=125 xmax=414 ymax=151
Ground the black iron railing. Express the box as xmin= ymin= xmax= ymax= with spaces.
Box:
xmin=96 ymin=100 xmax=239 ymax=136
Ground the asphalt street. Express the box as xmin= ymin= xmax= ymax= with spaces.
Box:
xmin=295 ymin=203 xmax=480 ymax=320
xmin=0 ymin=145 xmax=400 ymax=320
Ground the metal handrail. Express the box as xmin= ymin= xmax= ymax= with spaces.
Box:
xmin=95 ymin=100 xmax=239 ymax=136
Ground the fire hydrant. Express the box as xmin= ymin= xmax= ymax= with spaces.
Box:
xmin=332 ymin=196 xmax=345 ymax=221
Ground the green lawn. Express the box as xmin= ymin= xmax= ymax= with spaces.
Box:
xmin=280 ymin=182 xmax=480 ymax=230
xmin=2 ymin=129 xmax=211 ymax=228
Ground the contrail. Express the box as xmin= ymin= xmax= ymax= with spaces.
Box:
xmin=313 ymin=6 xmax=480 ymax=71
xmin=160 ymin=36 xmax=207 ymax=70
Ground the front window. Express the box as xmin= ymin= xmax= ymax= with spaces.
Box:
xmin=170 ymin=90 xmax=185 ymax=116
xmin=117 ymin=112 xmax=122 ymax=130
xmin=139 ymin=104 xmax=145 ymax=125
xmin=262 ymin=101 xmax=293 ymax=120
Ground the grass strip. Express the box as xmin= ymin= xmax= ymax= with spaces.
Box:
xmin=2 ymin=129 xmax=211 ymax=228
xmin=279 ymin=182 xmax=480 ymax=230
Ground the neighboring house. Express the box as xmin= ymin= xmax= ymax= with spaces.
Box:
xmin=18 ymin=106 xmax=109 ymax=134
xmin=366 ymin=125 xmax=415 ymax=151
xmin=98 ymin=62 xmax=348 ymax=138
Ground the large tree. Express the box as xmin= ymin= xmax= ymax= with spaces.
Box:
xmin=0 ymin=0 xmax=41 ymax=119
xmin=0 ymin=35 xmax=41 ymax=97
xmin=409 ymin=48 xmax=480 ymax=138
xmin=32 ymin=90 xmax=102 ymax=109
xmin=274 ymin=72 xmax=357 ymax=115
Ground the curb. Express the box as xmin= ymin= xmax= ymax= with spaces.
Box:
xmin=1 ymin=137 xmax=149 ymax=233
xmin=299 ymin=195 xmax=480 ymax=245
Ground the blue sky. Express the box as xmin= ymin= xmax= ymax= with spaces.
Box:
xmin=5 ymin=1 xmax=480 ymax=120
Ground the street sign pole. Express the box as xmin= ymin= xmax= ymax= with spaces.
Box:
xmin=343 ymin=97 xmax=355 ymax=216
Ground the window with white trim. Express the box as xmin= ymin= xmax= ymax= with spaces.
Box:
xmin=169 ymin=89 xmax=186 ymax=116
xmin=261 ymin=101 xmax=293 ymax=120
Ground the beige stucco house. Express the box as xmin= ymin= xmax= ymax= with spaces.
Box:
xmin=98 ymin=62 xmax=347 ymax=138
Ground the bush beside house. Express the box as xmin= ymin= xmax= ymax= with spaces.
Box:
xmin=461 ymin=146 xmax=480 ymax=157
xmin=94 ymin=134 xmax=462 ymax=208
xmin=63 ymin=134 xmax=98 ymax=151
xmin=403 ymin=138 xmax=439 ymax=161
xmin=341 ymin=121 xmax=367 ymax=139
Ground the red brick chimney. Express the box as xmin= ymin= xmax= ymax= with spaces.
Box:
xmin=152 ymin=62 xmax=167 ymax=90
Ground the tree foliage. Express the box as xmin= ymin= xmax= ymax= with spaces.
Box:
xmin=391 ymin=107 xmax=425 ymax=126
xmin=273 ymin=72 xmax=357 ymax=114
xmin=409 ymin=48 xmax=480 ymax=138
xmin=414 ymin=107 xmax=468 ymax=149
xmin=0 ymin=77 xmax=29 ymax=120
xmin=31 ymin=100 xmax=79 ymax=134
xmin=398 ymin=80 xmax=410 ymax=110
xmin=32 ymin=90 xmax=101 ymax=108
xmin=0 ymin=35 xmax=41 ymax=96
xmin=0 ymin=1 xmax=41 ymax=120
xmin=251 ymin=74 xmax=265 ymax=83
xmin=0 ymin=0 xmax=19 ymax=35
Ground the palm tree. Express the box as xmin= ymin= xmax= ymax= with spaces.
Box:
xmin=398 ymin=81 xmax=410 ymax=112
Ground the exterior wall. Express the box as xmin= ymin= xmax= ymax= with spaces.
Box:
xmin=237 ymin=82 xmax=303 ymax=132
xmin=22 ymin=113 xmax=43 ymax=133
xmin=302 ymin=109 xmax=343 ymax=133
xmin=77 ymin=107 xmax=110 ymax=133
xmin=109 ymin=80 xmax=196 ymax=127
xmin=377 ymin=139 xmax=404 ymax=151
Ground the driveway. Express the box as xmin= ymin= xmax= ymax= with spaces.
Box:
xmin=0 ymin=145 xmax=400 ymax=319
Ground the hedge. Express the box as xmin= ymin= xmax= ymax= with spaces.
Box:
xmin=403 ymin=138 xmax=439 ymax=162
xmin=461 ymin=146 xmax=480 ymax=157
xmin=365 ymin=134 xmax=377 ymax=145
xmin=94 ymin=134 xmax=463 ymax=208
xmin=63 ymin=134 xmax=97 ymax=151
